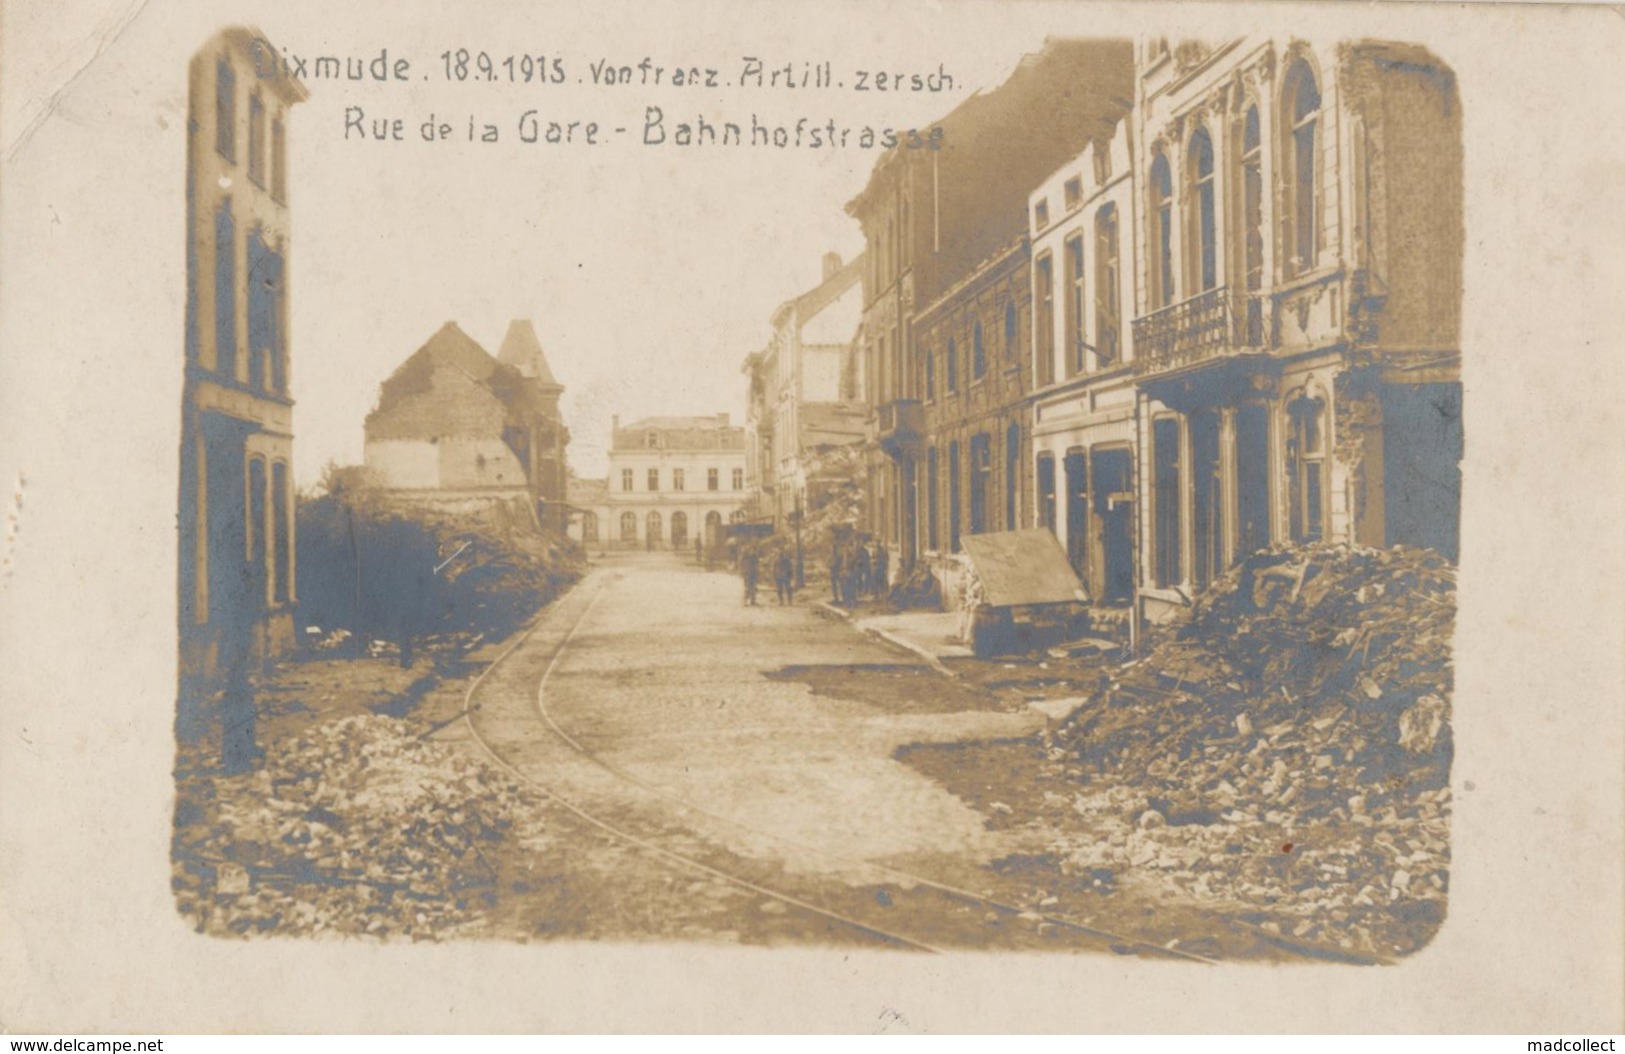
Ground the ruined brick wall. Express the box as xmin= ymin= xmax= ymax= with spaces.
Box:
xmin=1342 ymin=45 xmax=1463 ymax=353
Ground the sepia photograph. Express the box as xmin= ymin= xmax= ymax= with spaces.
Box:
xmin=2 ymin=0 xmax=1622 ymax=1036
xmin=170 ymin=28 xmax=1460 ymax=961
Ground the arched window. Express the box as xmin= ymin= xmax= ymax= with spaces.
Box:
xmin=271 ymin=461 xmax=290 ymax=603
xmin=1187 ymin=127 xmax=1217 ymax=293
xmin=972 ymin=319 xmax=986 ymax=379
xmin=645 ymin=511 xmax=663 ymax=547
xmin=1239 ymin=104 xmax=1265 ymax=343
xmin=1286 ymin=390 xmax=1327 ymax=542
xmin=620 ymin=511 xmax=638 ymax=542
xmin=246 ymin=456 xmax=267 ymax=604
xmin=671 ymin=511 xmax=688 ymax=547
xmin=1284 ymin=59 xmax=1321 ymax=277
xmin=1150 ymin=151 xmax=1175 ymax=308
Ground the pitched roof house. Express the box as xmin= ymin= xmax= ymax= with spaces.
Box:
xmin=364 ymin=320 xmax=570 ymax=525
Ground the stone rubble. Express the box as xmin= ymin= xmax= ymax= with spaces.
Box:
xmin=1042 ymin=543 xmax=1455 ymax=957
xmin=173 ymin=714 xmax=541 ymax=940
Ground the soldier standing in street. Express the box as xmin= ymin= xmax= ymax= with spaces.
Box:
xmin=852 ymin=541 xmax=871 ymax=607
xmin=774 ymin=547 xmax=795 ymax=605
xmin=741 ymin=545 xmax=761 ymax=606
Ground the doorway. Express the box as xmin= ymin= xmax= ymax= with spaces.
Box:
xmin=1090 ymin=447 xmax=1134 ymax=604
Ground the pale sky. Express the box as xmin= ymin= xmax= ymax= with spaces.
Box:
xmin=259 ymin=5 xmax=1031 ymax=483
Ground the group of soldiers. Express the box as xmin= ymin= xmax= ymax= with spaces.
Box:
xmin=829 ymin=536 xmax=889 ymax=608
xmin=738 ymin=543 xmax=798 ymax=606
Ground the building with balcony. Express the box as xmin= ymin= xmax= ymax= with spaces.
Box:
xmin=177 ymin=27 xmax=307 ymax=743
xmin=1126 ymin=37 xmax=1462 ymax=617
xmin=362 ymin=319 xmax=571 ymax=529
xmin=603 ymin=414 xmax=748 ymax=549
xmin=740 ymin=252 xmax=866 ymax=529
xmin=846 ymin=38 xmax=1136 ymax=582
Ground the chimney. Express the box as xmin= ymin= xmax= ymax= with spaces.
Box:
xmin=716 ymin=412 xmax=730 ymax=428
xmin=822 ymin=252 xmax=842 ymax=281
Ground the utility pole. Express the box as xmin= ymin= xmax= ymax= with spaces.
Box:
xmin=792 ymin=493 xmax=805 ymax=589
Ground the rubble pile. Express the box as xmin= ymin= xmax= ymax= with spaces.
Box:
xmin=1045 ymin=544 xmax=1455 ymax=956
xmin=174 ymin=715 xmax=540 ymax=940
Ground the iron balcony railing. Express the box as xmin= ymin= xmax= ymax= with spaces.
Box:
xmin=1131 ymin=285 xmax=1266 ymax=377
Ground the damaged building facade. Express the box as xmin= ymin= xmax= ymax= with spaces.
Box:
xmin=845 ymin=36 xmax=1461 ymax=616
xmin=1028 ymin=112 xmax=1141 ymax=609
xmin=362 ymin=319 xmax=571 ymax=530
xmin=177 ymin=27 xmax=307 ymax=737
xmin=848 ymin=39 xmax=1138 ymax=589
xmin=741 ymin=252 xmax=866 ymax=528
xmin=1124 ymin=38 xmax=1462 ymax=620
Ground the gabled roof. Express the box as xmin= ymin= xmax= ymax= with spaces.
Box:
xmin=366 ymin=321 xmax=555 ymax=437
xmin=498 ymin=319 xmax=562 ymax=389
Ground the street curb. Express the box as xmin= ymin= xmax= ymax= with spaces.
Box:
xmin=813 ymin=600 xmax=851 ymax=621
xmin=864 ymin=626 xmax=959 ymax=680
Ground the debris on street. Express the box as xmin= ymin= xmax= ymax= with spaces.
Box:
xmin=173 ymin=714 xmax=543 ymax=940
xmin=1038 ymin=543 xmax=1455 ymax=957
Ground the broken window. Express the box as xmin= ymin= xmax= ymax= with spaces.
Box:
xmin=1005 ymin=422 xmax=1021 ymax=530
xmin=1064 ymin=234 xmax=1084 ymax=376
xmin=926 ymin=446 xmax=940 ymax=550
xmin=1235 ymin=401 xmax=1272 ymax=559
xmin=1287 ymin=392 xmax=1327 ymax=543
xmin=1036 ymin=451 xmax=1057 ymax=532
xmin=1065 ymin=447 xmax=1087 ymax=576
xmin=1153 ymin=416 xmax=1183 ymax=588
xmin=969 ymin=433 xmax=991 ymax=535
xmin=1240 ymin=104 xmax=1264 ymax=343
xmin=1095 ymin=203 xmax=1120 ymax=365
xmin=272 ymin=461 xmax=289 ymax=603
xmin=1191 ymin=410 xmax=1222 ymax=592
xmin=1035 ymin=254 xmax=1055 ymax=386
xmin=248 ymin=94 xmax=266 ymax=187
xmin=1151 ymin=151 xmax=1175 ymax=308
xmin=1285 ymin=60 xmax=1321 ymax=277
xmin=247 ymin=456 xmax=267 ymax=604
xmin=271 ymin=117 xmax=286 ymax=203
xmin=1187 ymin=126 xmax=1217 ymax=293
xmin=215 ymin=59 xmax=235 ymax=162
xmin=214 ymin=201 xmax=236 ymax=376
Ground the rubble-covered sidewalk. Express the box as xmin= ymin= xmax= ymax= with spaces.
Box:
xmin=173 ymin=695 xmax=548 ymax=940
xmin=1036 ymin=543 xmax=1455 ymax=958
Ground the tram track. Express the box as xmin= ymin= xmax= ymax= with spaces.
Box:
xmin=461 ymin=565 xmax=1218 ymax=960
